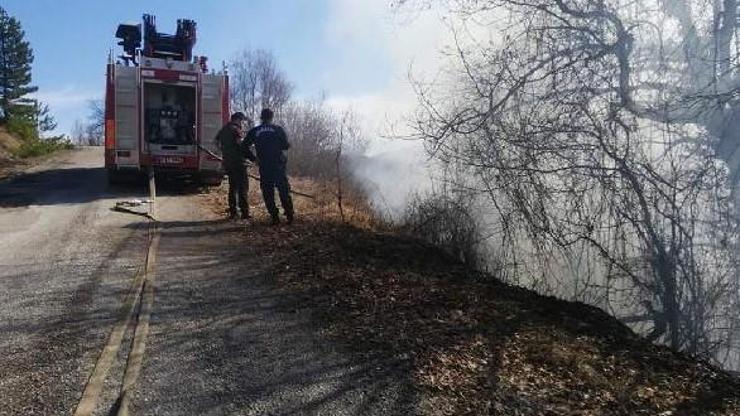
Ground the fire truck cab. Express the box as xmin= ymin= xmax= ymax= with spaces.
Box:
xmin=104 ymin=14 xmax=228 ymax=185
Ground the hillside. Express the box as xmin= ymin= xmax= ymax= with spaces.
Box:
xmin=0 ymin=125 xmax=24 ymax=178
xmin=0 ymin=125 xmax=74 ymax=180
xmin=202 ymin=178 xmax=740 ymax=416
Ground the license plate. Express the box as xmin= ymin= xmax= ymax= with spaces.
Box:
xmin=155 ymin=156 xmax=183 ymax=165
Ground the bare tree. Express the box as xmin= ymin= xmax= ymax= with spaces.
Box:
xmin=281 ymin=99 xmax=336 ymax=178
xmin=333 ymin=109 xmax=365 ymax=222
xmin=86 ymin=99 xmax=103 ymax=143
xmin=70 ymin=99 xmax=104 ymax=146
xmin=229 ymin=49 xmax=293 ymax=121
xmin=70 ymin=119 xmax=86 ymax=145
xmin=280 ymin=101 xmax=366 ymax=177
xmin=278 ymin=99 xmax=369 ymax=222
xmin=398 ymin=0 xmax=740 ymax=368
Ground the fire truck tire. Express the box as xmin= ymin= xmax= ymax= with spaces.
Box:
xmin=199 ymin=173 xmax=224 ymax=186
xmin=107 ymin=168 xmax=137 ymax=186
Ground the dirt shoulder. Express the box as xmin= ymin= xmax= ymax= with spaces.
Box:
xmin=0 ymin=147 xmax=80 ymax=182
xmin=121 ymin=182 xmax=415 ymax=415
xmin=201 ymin=179 xmax=740 ymax=416
xmin=0 ymin=126 xmax=25 ymax=180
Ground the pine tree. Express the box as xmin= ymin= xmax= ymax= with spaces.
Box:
xmin=37 ymin=102 xmax=57 ymax=132
xmin=0 ymin=6 xmax=37 ymax=122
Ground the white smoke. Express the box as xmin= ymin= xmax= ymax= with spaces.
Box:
xmin=323 ymin=1 xmax=458 ymax=214
xmin=350 ymin=139 xmax=433 ymax=217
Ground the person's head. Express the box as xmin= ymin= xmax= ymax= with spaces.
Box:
xmin=260 ymin=108 xmax=274 ymax=123
xmin=230 ymin=112 xmax=247 ymax=124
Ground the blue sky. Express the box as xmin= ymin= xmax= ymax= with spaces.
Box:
xmin=3 ymin=0 xmax=412 ymax=136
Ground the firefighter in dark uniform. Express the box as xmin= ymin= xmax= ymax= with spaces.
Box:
xmin=215 ymin=112 xmax=250 ymax=219
xmin=241 ymin=108 xmax=294 ymax=225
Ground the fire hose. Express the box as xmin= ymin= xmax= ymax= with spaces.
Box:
xmin=198 ymin=145 xmax=315 ymax=199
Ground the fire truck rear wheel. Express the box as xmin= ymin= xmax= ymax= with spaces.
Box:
xmin=199 ymin=173 xmax=224 ymax=186
xmin=107 ymin=168 xmax=136 ymax=186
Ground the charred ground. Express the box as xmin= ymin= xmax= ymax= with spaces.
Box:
xmin=202 ymin=178 xmax=740 ymax=416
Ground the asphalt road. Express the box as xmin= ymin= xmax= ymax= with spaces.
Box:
xmin=0 ymin=148 xmax=148 ymax=415
xmin=0 ymin=148 xmax=413 ymax=415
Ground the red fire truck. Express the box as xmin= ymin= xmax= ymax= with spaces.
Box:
xmin=104 ymin=14 xmax=228 ymax=185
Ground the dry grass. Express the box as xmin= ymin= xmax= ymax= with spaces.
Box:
xmin=0 ymin=126 xmax=22 ymax=157
xmin=199 ymin=175 xmax=740 ymax=416
xmin=201 ymin=168 xmax=380 ymax=228
xmin=0 ymin=126 xmax=28 ymax=179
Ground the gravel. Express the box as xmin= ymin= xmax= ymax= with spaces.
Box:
xmin=129 ymin=196 xmax=416 ymax=415
xmin=0 ymin=149 xmax=415 ymax=415
xmin=0 ymin=148 xmax=148 ymax=415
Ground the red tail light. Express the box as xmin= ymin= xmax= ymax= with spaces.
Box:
xmin=104 ymin=63 xmax=116 ymax=150
xmin=105 ymin=119 xmax=115 ymax=149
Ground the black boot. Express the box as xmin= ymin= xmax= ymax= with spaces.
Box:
xmin=285 ymin=211 xmax=294 ymax=225
xmin=270 ymin=214 xmax=280 ymax=225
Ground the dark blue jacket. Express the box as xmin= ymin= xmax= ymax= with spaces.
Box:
xmin=241 ymin=123 xmax=290 ymax=175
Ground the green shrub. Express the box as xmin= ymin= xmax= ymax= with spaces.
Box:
xmin=14 ymin=135 xmax=72 ymax=158
xmin=6 ymin=114 xmax=36 ymax=141
xmin=4 ymin=114 xmax=72 ymax=158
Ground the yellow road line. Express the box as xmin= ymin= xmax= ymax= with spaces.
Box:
xmin=75 ymin=171 xmax=159 ymax=416
xmin=116 ymin=225 xmax=160 ymax=416
xmin=73 ymin=267 xmax=145 ymax=416
xmin=116 ymin=170 xmax=160 ymax=415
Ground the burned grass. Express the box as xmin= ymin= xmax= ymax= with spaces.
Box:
xmin=201 ymin=178 xmax=740 ymax=416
